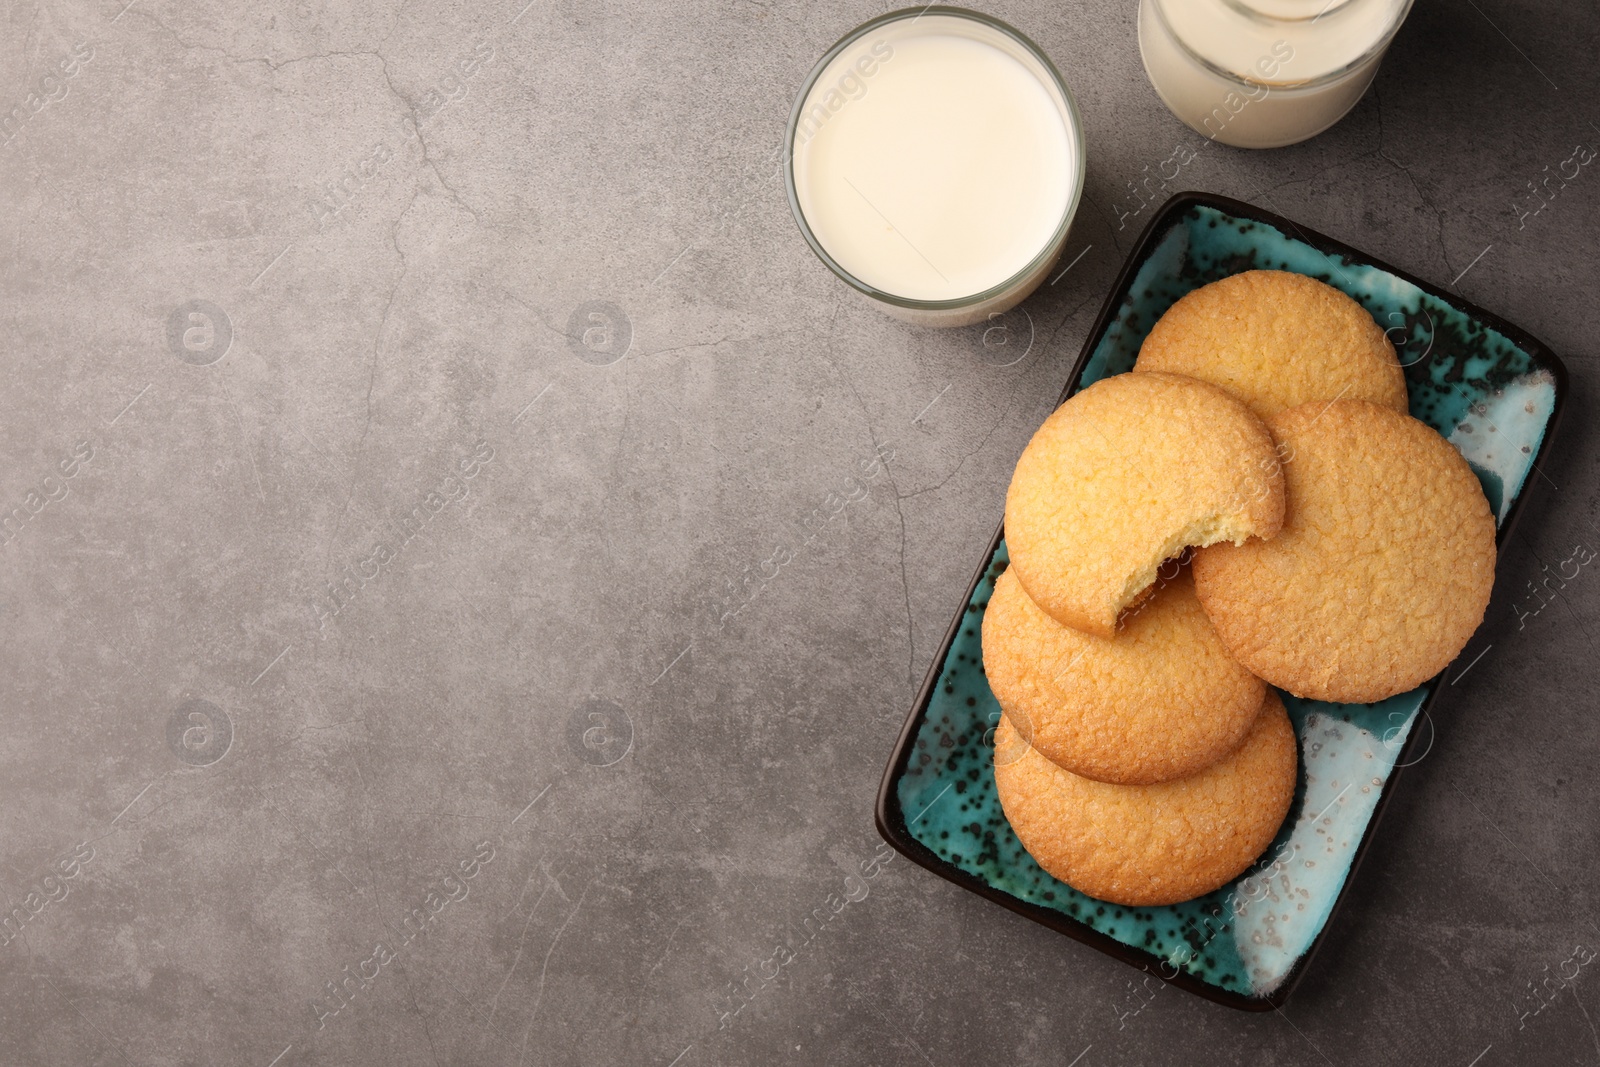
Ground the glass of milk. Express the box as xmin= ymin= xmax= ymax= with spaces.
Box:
xmin=786 ymin=9 xmax=1085 ymax=328
xmin=1139 ymin=0 xmax=1413 ymax=149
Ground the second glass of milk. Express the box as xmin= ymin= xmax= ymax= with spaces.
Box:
xmin=1139 ymin=0 xmax=1413 ymax=149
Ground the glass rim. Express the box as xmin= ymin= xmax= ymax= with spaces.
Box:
xmin=1145 ymin=0 xmax=1416 ymax=90
xmin=783 ymin=6 xmax=1087 ymax=312
xmin=1219 ymin=0 xmax=1359 ymax=22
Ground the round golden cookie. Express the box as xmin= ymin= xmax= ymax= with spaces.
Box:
xmin=982 ymin=564 xmax=1264 ymax=785
xmin=1003 ymin=372 xmax=1285 ymax=639
xmin=1192 ymin=399 xmax=1496 ymax=704
xmin=1134 ymin=270 xmax=1408 ymax=420
xmin=994 ymin=691 xmax=1297 ymax=906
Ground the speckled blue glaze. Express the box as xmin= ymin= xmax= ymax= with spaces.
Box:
xmin=893 ymin=203 xmax=1558 ymax=1002
xmin=1082 ymin=205 xmax=1557 ymax=519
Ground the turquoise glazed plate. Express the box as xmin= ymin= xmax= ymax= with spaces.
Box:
xmin=875 ymin=191 xmax=1568 ymax=1011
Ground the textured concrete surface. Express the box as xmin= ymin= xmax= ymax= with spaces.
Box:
xmin=2 ymin=0 xmax=1597 ymax=1064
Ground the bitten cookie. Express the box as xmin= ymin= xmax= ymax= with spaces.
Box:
xmin=1134 ymin=270 xmax=1408 ymax=420
xmin=1192 ymin=399 xmax=1496 ymax=703
xmin=982 ymin=564 xmax=1264 ymax=785
xmin=1003 ymin=372 xmax=1285 ymax=639
xmin=993 ymin=690 xmax=1298 ymax=906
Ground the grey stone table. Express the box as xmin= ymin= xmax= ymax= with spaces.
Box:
xmin=2 ymin=0 xmax=1597 ymax=1063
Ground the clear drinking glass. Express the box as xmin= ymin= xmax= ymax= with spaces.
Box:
xmin=1138 ymin=0 xmax=1414 ymax=149
xmin=785 ymin=8 xmax=1086 ymax=328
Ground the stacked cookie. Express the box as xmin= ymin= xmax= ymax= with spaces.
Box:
xmin=987 ymin=270 xmax=1496 ymax=906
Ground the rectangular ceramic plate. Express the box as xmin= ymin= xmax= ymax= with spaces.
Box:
xmin=875 ymin=191 xmax=1568 ymax=1011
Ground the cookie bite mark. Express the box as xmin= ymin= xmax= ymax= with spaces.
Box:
xmin=1003 ymin=372 xmax=1284 ymax=639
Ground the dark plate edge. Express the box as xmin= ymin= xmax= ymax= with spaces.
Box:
xmin=873 ymin=189 xmax=1570 ymax=1013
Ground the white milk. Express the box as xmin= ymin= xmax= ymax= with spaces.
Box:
xmin=1138 ymin=0 xmax=1412 ymax=149
xmin=790 ymin=13 xmax=1080 ymax=325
